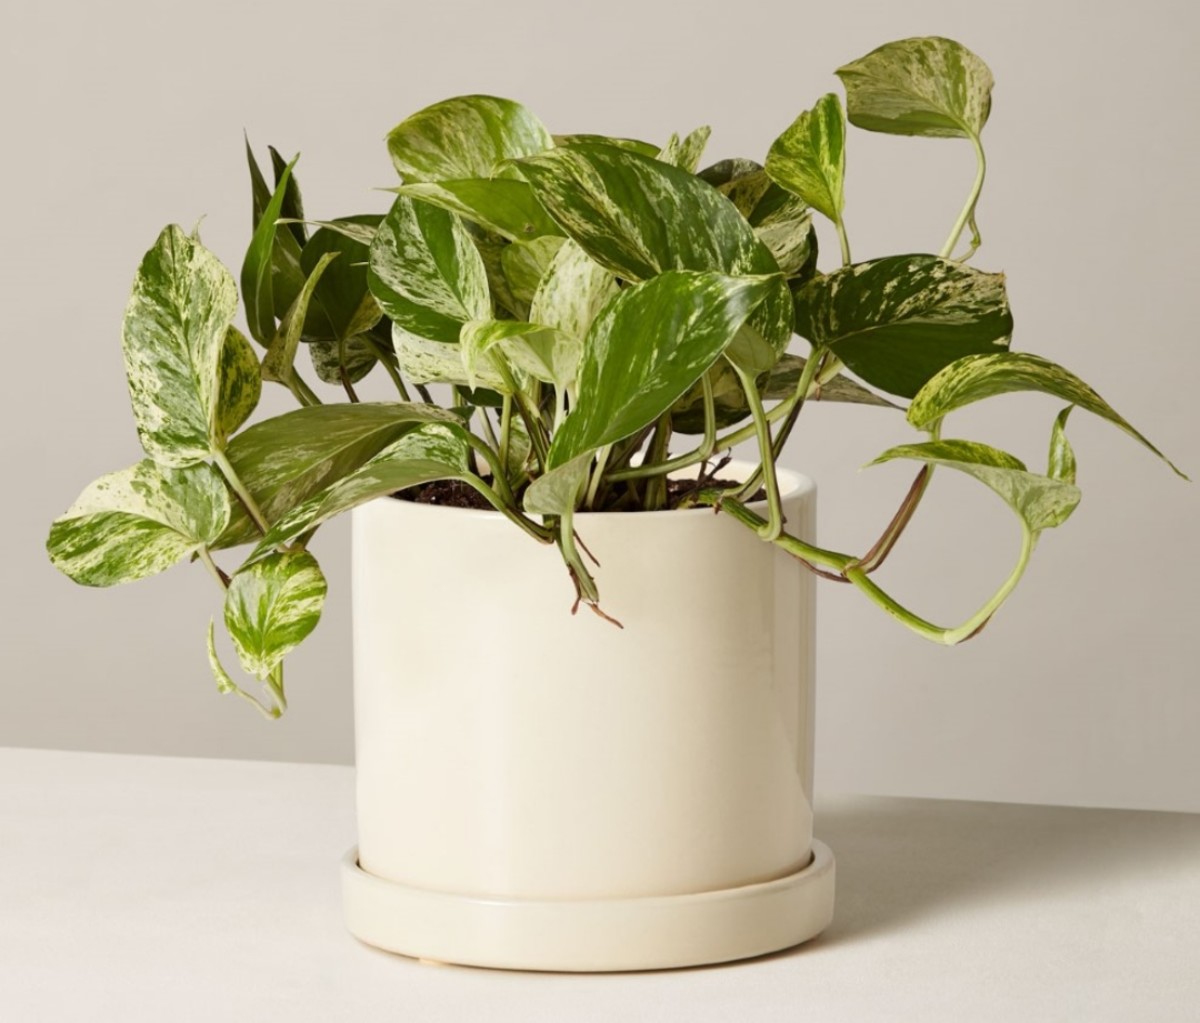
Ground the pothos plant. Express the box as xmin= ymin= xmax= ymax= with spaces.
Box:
xmin=47 ymin=37 xmax=1182 ymax=719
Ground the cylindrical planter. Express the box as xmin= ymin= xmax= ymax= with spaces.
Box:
xmin=341 ymin=465 xmax=834 ymax=971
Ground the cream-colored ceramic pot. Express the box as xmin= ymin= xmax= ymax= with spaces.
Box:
xmin=342 ymin=465 xmax=834 ymax=970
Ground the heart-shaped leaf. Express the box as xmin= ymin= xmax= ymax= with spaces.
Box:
xmin=248 ymin=424 xmax=474 ymax=557
xmin=869 ymin=438 xmax=1081 ymax=534
xmin=309 ymin=334 xmax=380 ymax=386
xmin=906 ymin=351 xmax=1186 ymax=477
xmin=459 ymin=319 xmax=556 ymax=390
xmin=766 ymin=93 xmax=847 ymax=225
xmin=500 ymin=236 xmax=566 ymax=312
xmin=793 ymin=254 xmax=1012 ymax=398
xmin=836 ymin=36 xmax=994 ymax=140
xmin=529 ymin=240 xmax=619 ymax=350
xmin=368 ymin=196 xmax=490 ymax=343
xmin=217 ymin=326 xmax=262 ymax=443
xmin=48 ymin=461 xmax=230 ymax=586
xmin=224 ymin=551 xmax=327 ymax=680
xmin=523 ymin=452 xmax=592 ymax=516
xmin=122 ymin=225 xmax=238 ymax=466
xmin=550 ymin=271 xmax=774 ymax=467
xmin=391 ymin=325 xmax=507 ymax=391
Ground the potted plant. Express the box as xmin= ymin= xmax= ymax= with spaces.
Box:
xmin=46 ymin=36 xmax=1182 ymax=972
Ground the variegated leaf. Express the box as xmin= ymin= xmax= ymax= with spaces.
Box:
xmin=793 ymin=254 xmax=1012 ymax=398
xmin=467 ymin=225 xmax=524 ymax=319
xmin=394 ymin=179 xmax=561 ymax=241
xmin=288 ymin=218 xmax=378 ymax=247
xmin=658 ymin=126 xmax=712 ymax=173
xmin=392 ymin=324 xmax=506 ymax=391
xmin=906 ymin=351 xmax=1186 ymax=477
xmin=553 ymin=134 xmax=659 ymax=158
xmin=217 ymin=326 xmax=262 ymax=442
xmin=550 ymin=271 xmax=774 ymax=467
xmin=501 ymin=236 xmax=566 ymax=309
xmin=459 ymin=319 xmax=559 ymax=391
xmin=217 ymin=402 xmax=463 ymax=548
xmin=523 ymin=452 xmax=592 ymax=517
xmin=122 ymin=225 xmax=238 ymax=466
xmin=529 ymin=240 xmax=620 ymax=351
xmin=249 ymin=425 xmax=474 ymax=557
xmin=47 ymin=460 xmax=230 ymax=586
xmin=1048 ymin=406 xmax=1077 ymax=485
xmin=368 ymin=195 xmax=490 ymax=343
xmin=309 ymin=334 xmax=379 ymax=385
xmin=224 ymin=551 xmax=327 ymax=680
xmin=298 ymin=216 xmax=382 ymax=342
xmin=261 ymin=251 xmax=338 ymax=386
xmin=512 ymin=143 xmax=793 ymax=347
xmin=699 ymin=159 xmax=816 ymax=278
xmin=766 ymin=93 xmax=846 ymax=224
xmin=836 ymin=36 xmax=994 ymax=140
xmin=869 ymin=438 xmax=1080 ymax=534
xmin=387 ymin=95 xmax=553 ymax=182
xmin=241 ymin=155 xmax=300 ymax=345
xmin=763 ymin=352 xmax=899 ymax=407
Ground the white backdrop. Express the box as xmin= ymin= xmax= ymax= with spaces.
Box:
xmin=2 ymin=0 xmax=1196 ymax=811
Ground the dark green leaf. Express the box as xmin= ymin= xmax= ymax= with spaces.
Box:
xmin=241 ymin=155 xmax=300 ymax=345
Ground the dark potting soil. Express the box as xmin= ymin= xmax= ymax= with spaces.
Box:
xmin=393 ymin=476 xmax=759 ymax=511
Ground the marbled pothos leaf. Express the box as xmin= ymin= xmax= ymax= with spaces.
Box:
xmin=309 ymin=334 xmax=380 ymax=386
xmin=394 ymin=180 xmax=562 ymax=241
xmin=765 ymin=93 xmax=847 ymax=226
xmin=501 ymin=236 xmax=566 ymax=310
xmin=217 ymin=326 xmax=262 ymax=442
xmin=241 ymin=155 xmax=300 ymax=345
xmin=299 ymin=216 xmax=383 ymax=342
xmin=1048 ymin=406 xmax=1076 ymax=485
xmin=553 ymin=134 xmax=659 ymax=158
xmin=216 ymin=402 xmax=464 ymax=548
xmin=906 ymin=351 xmax=1186 ymax=477
xmin=869 ymin=439 xmax=1081 ymax=534
xmin=459 ymin=319 xmax=560 ymax=391
xmin=47 ymin=461 xmax=230 ymax=586
xmin=224 ymin=551 xmax=327 ymax=680
xmin=836 ymin=36 xmax=994 ymax=140
xmin=261 ymin=251 xmax=338 ymax=387
xmin=549 ymin=271 xmax=774 ymax=467
xmin=122 ymin=225 xmax=238 ymax=467
xmin=245 ymin=141 xmax=306 ymax=322
xmin=248 ymin=424 xmax=474 ymax=557
xmin=658 ymin=126 xmax=712 ymax=173
xmin=512 ymin=143 xmax=794 ymax=349
xmin=793 ymin=254 xmax=1012 ymax=399
xmin=368 ymin=195 xmax=490 ymax=343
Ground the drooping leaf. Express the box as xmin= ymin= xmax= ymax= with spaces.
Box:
xmin=522 ymin=452 xmax=592 ymax=516
xmin=1048 ymin=406 xmax=1076 ymax=485
xmin=659 ymin=125 xmax=712 ymax=173
xmin=241 ymin=156 xmax=300 ymax=345
xmin=512 ymin=143 xmax=793 ymax=347
xmin=368 ymin=195 xmax=490 ymax=343
xmin=47 ymin=461 xmax=230 ymax=586
xmin=500 ymin=236 xmax=566 ymax=309
xmin=309 ymin=334 xmax=379 ymax=385
xmin=122 ymin=225 xmax=238 ymax=466
xmin=224 ymin=551 xmax=327 ymax=680
xmin=390 ymin=325 xmax=505 ymax=391
xmin=906 ymin=351 xmax=1186 ymax=477
xmin=549 ymin=271 xmax=774 ymax=466
xmin=261 ymin=251 xmax=338 ymax=386
xmin=699 ymin=159 xmax=817 ymax=278
xmin=766 ymin=93 xmax=847 ymax=225
xmin=387 ymin=95 xmax=553 ymax=182
xmin=394 ymin=179 xmax=562 ymax=241
xmin=870 ymin=438 xmax=1080 ymax=534
xmin=836 ymin=36 xmax=994 ymax=140
xmin=248 ymin=424 xmax=475 ymax=556
xmin=217 ymin=326 xmax=262 ymax=442
xmin=217 ymin=402 xmax=463 ymax=548
xmin=793 ymin=254 xmax=1011 ymax=398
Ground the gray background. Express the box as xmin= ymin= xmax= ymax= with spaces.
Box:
xmin=2 ymin=0 xmax=1196 ymax=811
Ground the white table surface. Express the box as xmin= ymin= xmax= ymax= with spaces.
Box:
xmin=2 ymin=747 xmax=1198 ymax=1022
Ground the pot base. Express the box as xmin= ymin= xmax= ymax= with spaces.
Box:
xmin=341 ymin=840 xmax=835 ymax=972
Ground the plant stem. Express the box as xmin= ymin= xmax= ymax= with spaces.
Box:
xmin=213 ymin=449 xmax=271 ymax=535
xmin=585 ymin=445 xmax=612 ymax=509
xmin=495 ymin=362 xmax=549 ymax=470
xmin=732 ymin=366 xmax=784 ymax=540
xmin=835 ymin=217 xmax=852 ymax=266
xmin=198 ymin=546 xmax=230 ymax=589
xmin=264 ymin=664 xmax=288 ymax=714
xmin=643 ymin=416 xmax=672 ymax=510
xmin=460 ymin=475 xmax=553 ymax=544
xmin=557 ymin=507 xmax=599 ymax=604
xmin=289 ymin=373 xmax=323 ymax=408
xmin=499 ymin=395 xmax=513 ymax=472
xmin=699 ymin=371 xmax=717 ymax=460
xmin=940 ymin=134 xmax=987 ymax=260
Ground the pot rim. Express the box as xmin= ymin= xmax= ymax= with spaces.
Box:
xmin=365 ymin=459 xmax=814 ymax=521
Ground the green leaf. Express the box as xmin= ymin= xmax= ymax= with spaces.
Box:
xmin=387 ymin=95 xmax=553 ymax=182
xmin=47 ymin=461 xmax=230 ymax=586
xmin=286 ymin=218 xmax=378 ymax=248
xmin=217 ymin=402 xmax=462 ymax=548
xmin=390 ymin=325 xmax=506 ymax=391
xmin=1048 ymin=406 xmax=1077 ymax=485
xmin=553 ymin=133 xmax=659 ymax=158
xmin=766 ymin=93 xmax=846 ymax=225
xmin=793 ymin=254 xmax=1012 ymax=398
xmin=298 ymin=216 xmax=382 ymax=341
xmin=529 ymin=240 xmax=619 ymax=347
xmin=500 ymin=236 xmax=566 ymax=310
xmin=699 ymin=159 xmax=816 ymax=278
xmin=368 ymin=195 xmax=490 ymax=343
xmin=460 ymin=319 xmax=547 ymax=390
xmin=241 ymin=155 xmax=300 ymax=345
xmin=870 ymin=439 xmax=1080 ymax=533
xmin=122 ymin=225 xmax=238 ymax=466
xmin=269 ymin=146 xmax=307 ymax=247
xmin=261 ymin=251 xmax=338 ymax=386
xmin=249 ymin=424 xmax=474 ymax=556
xmin=206 ymin=618 xmax=240 ymax=695
xmin=224 ymin=551 xmax=327 ymax=680
xmin=512 ymin=143 xmax=793 ymax=347
xmin=906 ymin=351 xmax=1186 ymax=477
xmin=217 ymin=326 xmax=262 ymax=442
xmin=394 ymin=179 xmax=562 ymax=241
xmin=309 ymin=334 xmax=379 ymax=386
xmin=522 ymin=452 xmax=592 ymax=517
xmin=836 ymin=36 xmax=994 ymax=140
xmin=550 ymin=271 xmax=774 ymax=466
xmin=763 ymin=353 xmax=899 ymax=407
xmin=659 ymin=125 xmax=712 ymax=173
